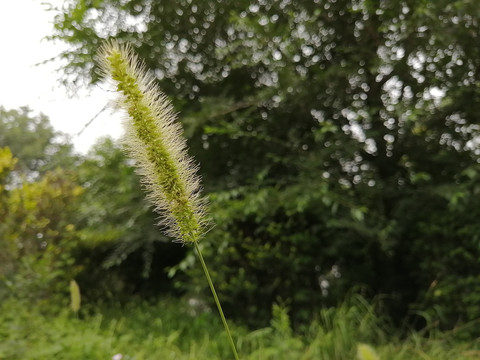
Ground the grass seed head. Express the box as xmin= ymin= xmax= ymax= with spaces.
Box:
xmin=98 ymin=41 xmax=208 ymax=244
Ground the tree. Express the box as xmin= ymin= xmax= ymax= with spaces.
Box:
xmin=0 ymin=106 xmax=77 ymax=179
xmin=0 ymin=108 xmax=82 ymax=305
xmin=50 ymin=0 xmax=480 ymax=328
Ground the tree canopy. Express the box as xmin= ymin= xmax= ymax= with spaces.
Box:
xmin=0 ymin=107 xmax=76 ymax=178
xmin=47 ymin=0 xmax=480 ymax=328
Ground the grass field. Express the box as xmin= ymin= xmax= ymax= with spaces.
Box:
xmin=1 ymin=295 xmax=478 ymax=360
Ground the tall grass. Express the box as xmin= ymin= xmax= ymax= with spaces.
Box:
xmin=0 ymin=296 xmax=478 ymax=360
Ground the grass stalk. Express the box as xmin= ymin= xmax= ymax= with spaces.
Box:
xmin=194 ymin=241 xmax=239 ymax=360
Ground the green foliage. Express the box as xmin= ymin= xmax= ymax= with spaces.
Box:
xmin=0 ymin=169 xmax=83 ymax=304
xmin=0 ymin=296 xmax=478 ymax=360
xmin=73 ymin=138 xmax=186 ymax=300
xmin=0 ymin=109 xmax=82 ymax=308
xmin=188 ymin=183 xmax=346 ymax=327
xmin=75 ymin=138 xmax=157 ymax=255
xmin=0 ymin=147 xmax=17 ymax=273
xmin=0 ymin=106 xmax=76 ymax=177
xmin=357 ymin=343 xmax=380 ymax=360
xmin=0 ymin=107 xmax=184 ymax=313
xmin=50 ymin=0 xmax=480 ymax=331
xmin=70 ymin=279 xmax=81 ymax=313
xmin=0 ymin=147 xmax=16 ymax=186
xmin=0 ymin=108 xmax=84 ymax=307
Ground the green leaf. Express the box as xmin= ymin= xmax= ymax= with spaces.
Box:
xmin=70 ymin=279 xmax=81 ymax=313
xmin=357 ymin=343 xmax=380 ymax=360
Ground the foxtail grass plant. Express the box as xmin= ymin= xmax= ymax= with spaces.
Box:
xmin=98 ymin=41 xmax=239 ymax=360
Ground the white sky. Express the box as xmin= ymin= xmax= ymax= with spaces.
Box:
xmin=0 ymin=0 xmax=123 ymax=153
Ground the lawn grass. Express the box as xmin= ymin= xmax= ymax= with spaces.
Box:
xmin=0 ymin=296 xmax=478 ymax=359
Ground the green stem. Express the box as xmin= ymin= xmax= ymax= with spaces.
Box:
xmin=194 ymin=241 xmax=240 ymax=360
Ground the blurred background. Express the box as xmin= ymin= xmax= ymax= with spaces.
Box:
xmin=1 ymin=0 xmax=480 ymax=358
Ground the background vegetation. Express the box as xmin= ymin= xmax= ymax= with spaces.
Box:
xmin=1 ymin=0 xmax=480 ymax=357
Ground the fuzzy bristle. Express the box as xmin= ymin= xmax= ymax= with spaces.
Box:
xmin=98 ymin=41 xmax=208 ymax=244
